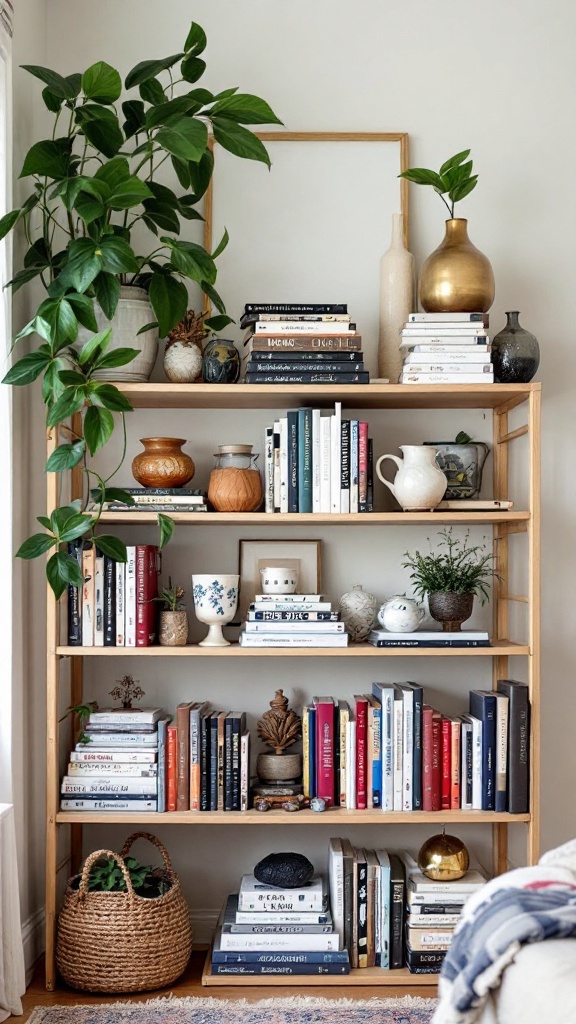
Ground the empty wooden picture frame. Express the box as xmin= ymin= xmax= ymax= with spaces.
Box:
xmin=204 ymin=132 xmax=409 ymax=376
xmin=238 ymin=538 xmax=322 ymax=622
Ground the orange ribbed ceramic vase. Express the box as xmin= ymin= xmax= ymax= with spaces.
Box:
xmin=132 ymin=437 xmax=195 ymax=488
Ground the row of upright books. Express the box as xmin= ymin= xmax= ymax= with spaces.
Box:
xmin=67 ymin=542 xmax=160 ymax=647
xmin=241 ymin=302 xmax=369 ymax=384
xmin=263 ymin=401 xmax=374 ymax=514
xmin=302 ymin=679 xmax=530 ymax=814
xmin=239 ymin=593 xmax=348 ymax=648
xmin=399 ymin=311 xmax=494 ymax=385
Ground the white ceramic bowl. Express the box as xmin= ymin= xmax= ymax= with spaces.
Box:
xmin=259 ymin=566 xmax=299 ymax=595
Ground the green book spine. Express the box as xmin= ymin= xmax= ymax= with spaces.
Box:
xmin=298 ymin=407 xmax=313 ymax=513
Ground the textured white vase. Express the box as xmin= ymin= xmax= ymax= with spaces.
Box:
xmin=378 ymin=213 xmax=415 ymax=383
xmin=86 ymin=286 xmax=159 ymax=382
xmin=338 ymin=584 xmax=378 ymax=643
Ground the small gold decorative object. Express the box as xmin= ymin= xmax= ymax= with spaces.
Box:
xmin=417 ymin=829 xmax=470 ymax=881
xmin=256 ymin=689 xmax=302 ymax=783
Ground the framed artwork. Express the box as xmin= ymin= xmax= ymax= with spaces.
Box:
xmin=237 ymin=538 xmax=322 ymax=621
xmin=204 ymin=131 xmax=409 ymax=372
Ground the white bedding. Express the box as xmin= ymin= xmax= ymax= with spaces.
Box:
xmin=476 ymin=938 xmax=576 ymax=1024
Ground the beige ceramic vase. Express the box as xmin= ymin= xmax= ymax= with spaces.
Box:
xmin=132 ymin=437 xmax=195 ymax=488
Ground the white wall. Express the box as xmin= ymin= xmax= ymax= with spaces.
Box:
xmin=11 ymin=0 xmax=576 ymax=951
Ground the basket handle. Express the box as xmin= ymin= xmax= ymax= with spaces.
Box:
xmin=119 ymin=831 xmax=176 ymax=881
xmin=77 ymin=848 xmax=136 ymax=900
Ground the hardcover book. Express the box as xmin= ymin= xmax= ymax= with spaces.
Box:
xmin=469 ymin=689 xmax=497 ymax=810
xmin=238 ymin=874 xmax=327 ymax=913
xmin=135 ymin=544 xmax=159 ymax=647
xmin=496 ymin=678 xmax=530 ymax=813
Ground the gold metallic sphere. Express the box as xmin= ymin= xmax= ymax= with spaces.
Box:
xmin=417 ymin=833 xmax=470 ymax=881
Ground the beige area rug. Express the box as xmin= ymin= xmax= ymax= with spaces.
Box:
xmin=27 ymin=994 xmax=438 ymax=1024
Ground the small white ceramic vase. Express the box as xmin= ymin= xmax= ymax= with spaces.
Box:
xmin=378 ymin=213 xmax=415 ymax=383
xmin=191 ymin=573 xmax=239 ymax=647
xmin=163 ymin=340 xmax=203 ymax=383
xmin=377 ymin=596 xmax=426 ymax=632
xmin=260 ymin=566 xmax=299 ymax=595
xmin=338 ymin=584 xmax=378 ymax=643
xmin=376 ymin=444 xmax=447 ymax=511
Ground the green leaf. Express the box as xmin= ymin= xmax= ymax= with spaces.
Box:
xmin=46 ymin=440 xmax=86 ymax=472
xmin=211 ymin=118 xmax=271 ymax=167
xmin=87 ymin=383 xmax=133 ymax=412
xmin=204 ymin=313 xmax=233 ymax=332
xmin=125 ymin=54 xmax=184 ymax=90
xmin=210 ymin=93 xmax=283 ymax=126
xmin=2 ymin=350 xmax=51 ymax=386
xmin=122 ymin=99 xmax=146 ymax=139
xmin=23 ymin=239 xmax=52 ymax=270
xmin=449 ymin=176 xmax=478 ymax=203
xmin=17 ymin=533 xmax=57 ymax=559
xmin=7 ymin=266 xmax=43 ymax=293
xmin=171 ymin=156 xmax=191 ymax=189
xmin=20 ymin=138 xmax=71 ymax=179
xmin=184 ymin=22 xmax=207 ymax=56
xmin=83 ymin=406 xmax=114 ymax=455
xmin=58 ymin=371 xmax=86 ymax=387
xmin=65 ymin=73 xmax=82 ymax=98
xmin=41 ymin=358 xmax=68 ymax=405
xmin=46 ymin=551 xmax=82 ymax=598
xmin=439 ymin=149 xmax=471 ymax=175
xmin=37 ymin=516 xmax=51 ymax=530
xmin=148 ymin=273 xmax=188 ymax=337
xmin=108 ymin=177 xmax=153 ymax=210
xmin=92 ymin=535 xmax=127 ymax=562
xmin=20 ymin=64 xmax=78 ymax=99
xmin=161 ymin=237 xmax=216 ymax=284
xmin=67 ymin=293 xmax=98 ymax=333
xmin=200 ymin=280 xmax=226 ymax=315
xmin=74 ymin=190 xmax=106 ymax=225
xmin=93 ymin=272 xmax=121 ymax=320
xmin=155 ymin=117 xmax=208 ymax=162
xmin=136 ymin=321 xmax=158 ymax=336
xmin=139 ymin=78 xmax=165 ymax=105
xmin=94 ymin=155 xmax=130 ymax=190
xmin=188 ymin=149 xmax=214 ymax=200
xmin=77 ymin=327 xmax=113 ymax=366
xmin=42 ymin=87 xmax=63 ymax=113
xmin=142 ymin=198 xmax=180 ymax=233
xmin=93 ymin=347 xmax=140 ymax=371
xmin=81 ymin=61 xmax=122 ymax=104
xmin=46 ymin=388 xmax=85 ymax=428
xmin=145 ymin=96 xmax=202 ymax=130
xmin=398 ymin=167 xmax=445 ymax=190
xmin=0 ymin=209 xmax=20 ymax=242
xmin=157 ymin=513 xmax=174 ymax=548
xmin=13 ymin=315 xmax=52 ymax=345
xmin=75 ymin=105 xmax=124 ymax=158
xmin=211 ymin=227 xmax=229 ymax=260
xmin=180 ymin=56 xmax=206 ymax=85
xmin=37 ymin=296 xmax=78 ymax=347
xmin=99 ymin=236 xmax=139 ymax=275
xmin=91 ymin=487 xmax=134 ymax=506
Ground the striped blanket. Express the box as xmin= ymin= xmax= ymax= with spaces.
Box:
xmin=432 ymin=839 xmax=576 ymax=1024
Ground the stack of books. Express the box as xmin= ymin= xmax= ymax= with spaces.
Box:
xmin=241 ymin=303 xmax=369 ymax=384
xmin=400 ymin=851 xmax=487 ymax=973
xmin=93 ymin=487 xmax=208 ymax=513
xmin=240 ymin=594 xmax=348 ymax=649
xmin=60 ymin=707 xmax=169 ymax=812
xmin=368 ymin=627 xmax=490 ymax=649
xmin=398 ymin=312 xmax=494 ymax=385
xmin=263 ymin=402 xmax=374 ymax=513
xmin=210 ymin=874 xmax=348 ymax=976
xmin=67 ymin=542 xmax=160 ymax=647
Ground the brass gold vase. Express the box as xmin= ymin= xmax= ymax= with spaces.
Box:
xmin=418 ymin=218 xmax=495 ymax=313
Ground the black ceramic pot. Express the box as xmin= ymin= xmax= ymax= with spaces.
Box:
xmin=429 ymin=592 xmax=474 ymax=632
xmin=201 ymin=338 xmax=241 ymax=384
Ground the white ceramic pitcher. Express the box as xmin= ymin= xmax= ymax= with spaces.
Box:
xmin=376 ymin=444 xmax=447 ymax=511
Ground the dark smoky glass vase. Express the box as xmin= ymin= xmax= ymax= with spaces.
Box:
xmin=491 ymin=310 xmax=540 ymax=383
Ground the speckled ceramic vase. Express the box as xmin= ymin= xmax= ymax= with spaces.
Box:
xmin=338 ymin=584 xmax=378 ymax=643
xmin=429 ymin=592 xmax=474 ymax=632
xmin=491 ymin=311 xmax=540 ymax=383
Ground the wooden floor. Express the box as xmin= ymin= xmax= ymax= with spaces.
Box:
xmin=21 ymin=952 xmax=437 ymax=1020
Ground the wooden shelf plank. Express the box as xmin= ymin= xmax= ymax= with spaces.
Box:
xmin=97 ymin=510 xmax=531 ymax=526
xmin=56 ymin=808 xmax=531 ymax=825
xmin=56 ymin=640 xmax=530 ymax=657
xmin=118 ymin=381 xmax=540 ymax=411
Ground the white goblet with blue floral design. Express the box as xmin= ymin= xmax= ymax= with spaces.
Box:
xmin=191 ymin=574 xmax=239 ymax=647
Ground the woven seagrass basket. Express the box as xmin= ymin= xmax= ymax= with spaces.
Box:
xmin=56 ymin=832 xmax=192 ymax=993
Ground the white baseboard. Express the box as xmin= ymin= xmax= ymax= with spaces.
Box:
xmin=22 ymin=907 xmax=45 ymax=984
xmin=190 ymin=909 xmax=218 ymax=947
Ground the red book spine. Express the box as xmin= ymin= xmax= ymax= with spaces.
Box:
xmin=166 ymin=725 xmax=177 ymax=812
xmin=441 ymin=717 xmax=451 ymax=810
xmin=358 ymin=422 xmax=369 ymax=510
xmin=450 ymin=719 xmax=461 ymax=809
xmin=431 ymin=709 xmax=442 ymax=812
xmin=136 ymin=544 xmax=159 ymax=647
xmin=422 ymin=705 xmax=434 ymax=811
xmin=314 ymin=699 xmax=335 ymax=805
xmin=355 ymin=696 xmax=369 ymax=809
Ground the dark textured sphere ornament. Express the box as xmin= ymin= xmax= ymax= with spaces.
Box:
xmin=254 ymin=852 xmax=314 ymax=888
xmin=201 ymin=338 xmax=240 ymax=384
xmin=418 ymin=832 xmax=470 ymax=881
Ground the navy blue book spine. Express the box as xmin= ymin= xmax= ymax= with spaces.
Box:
xmin=287 ymin=410 xmax=299 ymax=513
xmin=212 ymin=950 xmax=349 ymax=964
xmin=212 ymin=963 xmax=350 ymax=976
xmin=469 ymin=690 xmax=496 ymax=810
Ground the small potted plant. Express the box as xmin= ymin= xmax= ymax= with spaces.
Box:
xmin=155 ymin=578 xmax=188 ymax=647
xmin=402 ymin=527 xmax=499 ymax=631
xmin=398 ymin=148 xmax=494 ymax=312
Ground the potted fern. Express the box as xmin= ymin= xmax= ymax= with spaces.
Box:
xmin=1 ymin=20 xmax=281 ymax=597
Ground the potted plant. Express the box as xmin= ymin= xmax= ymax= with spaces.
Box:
xmin=56 ymin=832 xmax=192 ymax=993
xmin=155 ymin=578 xmax=188 ymax=647
xmin=398 ymin=148 xmax=494 ymax=313
xmin=402 ymin=527 xmax=499 ymax=631
xmin=0 ymin=19 xmax=281 ymax=598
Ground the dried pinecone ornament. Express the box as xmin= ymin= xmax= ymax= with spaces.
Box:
xmin=256 ymin=689 xmax=302 ymax=784
xmin=163 ymin=309 xmax=207 ymax=383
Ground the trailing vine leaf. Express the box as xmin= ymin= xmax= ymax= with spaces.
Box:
xmin=157 ymin=513 xmax=174 ymax=549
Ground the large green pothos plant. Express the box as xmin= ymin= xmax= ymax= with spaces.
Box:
xmin=0 ymin=21 xmax=281 ymax=598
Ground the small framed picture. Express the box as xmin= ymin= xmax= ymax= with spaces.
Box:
xmin=238 ymin=539 xmax=322 ymax=621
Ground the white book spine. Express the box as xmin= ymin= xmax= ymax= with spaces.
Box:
xmin=328 ymin=840 xmax=345 ymax=950
xmin=253 ymin=321 xmax=355 ymax=334
xmin=411 ymin=343 xmax=491 ymax=354
xmin=67 ymin=762 xmax=157 ymax=776
xmin=319 ymin=415 xmax=332 ymax=513
xmin=240 ymin=729 xmax=250 ymax=811
xmin=245 ymin=621 xmax=344 ymax=633
xmin=60 ymin=798 xmax=157 ymax=811
xmin=460 ymin=720 xmax=473 ymax=811
xmin=346 ymin=720 xmax=356 ymax=809
xmin=401 ymin=689 xmax=414 ymax=811
xmin=312 ymin=408 xmax=322 ymax=513
xmin=94 ymin=554 xmax=104 ymax=647
xmin=330 ymin=401 xmax=341 ymax=514
xmin=115 ymin=560 xmax=125 ymax=646
xmin=69 ymin=750 xmax=156 ymax=763
xmin=217 ymin=931 xmax=339 ymax=951
xmin=264 ymin=426 xmax=274 ymax=514
xmin=404 ymin=350 xmax=491 ymax=363
xmin=279 ymin=416 xmax=288 ymax=513
xmin=240 ymin=633 xmax=348 ymax=648
xmin=124 ymin=546 xmax=136 ymax=647
xmin=471 ymin=716 xmax=483 ymax=810
xmin=349 ymin=419 xmax=359 ymax=513
xmin=380 ymin=689 xmax=394 ymax=811
xmin=401 ymin=371 xmax=495 ymax=384
xmin=393 ymin=695 xmax=403 ymax=811
xmin=61 ymin=777 xmax=157 ymax=794
xmin=403 ymin=362 xmax=492 ymax=374
xmin=377 ymin=854 xmax=391 ymax=968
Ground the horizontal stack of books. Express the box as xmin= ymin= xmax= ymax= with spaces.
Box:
xmin=368 ymin=627 xmax=490 ymax=649
xmin=399 ymin=312 xmax=494 ymax=385
xmin=61 ymin=707 xmax=168 ymax=812
xmin=165 ymin=702 xmax=251 ymax=813
xmin=263 ymin=402 xmax=374 ymax=513
xmin=67 ymin=542 xmax=160 ymax=647
xmin=211 ymin=873 xmax=349 ymax=976
xmin=240 ymin=594 xmax=348 ymax=649
xmin=401 ymin=851 xmax=487 ymax=974
xmin=300 ymin=681 xmax=530 ymax=814
xmin=241 ymin=303 xmax=369 ymax=384
xmin=92 ymin=487 xmax=208 ymax=513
